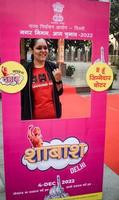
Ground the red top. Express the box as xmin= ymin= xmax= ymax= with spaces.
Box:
xmin=32 ymin=67 xmax=56 ymax=119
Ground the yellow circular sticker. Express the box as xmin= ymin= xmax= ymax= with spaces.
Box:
xmin=86 ymin=62 xmax=113 ymax=92
xmin=0 ymin=61 xmax=27 ymax=93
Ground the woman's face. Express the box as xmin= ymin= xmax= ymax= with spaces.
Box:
xmin=33 ymin=39 xmax=49 ymax=63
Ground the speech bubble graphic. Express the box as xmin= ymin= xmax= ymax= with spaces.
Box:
xmin=0 ymin=61 xmax=27 ymax=93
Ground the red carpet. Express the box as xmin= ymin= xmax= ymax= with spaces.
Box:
xmin=104 ymin=94 xmax=119 ymax=175
xmin=61 ymin=84 xmax=90 ymax=118
xmin=61 ymin=84 xmax=119 ymax=174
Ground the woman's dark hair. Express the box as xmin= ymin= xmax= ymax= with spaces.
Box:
xmin=30 ymin=38 xmax=48 ymax=50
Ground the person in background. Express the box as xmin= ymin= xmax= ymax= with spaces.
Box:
xmin=21 ymin=38 xmax=63 ymax=120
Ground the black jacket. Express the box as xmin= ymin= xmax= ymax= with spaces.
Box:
xmin=21 ymin=61 xmax=63 ymax=120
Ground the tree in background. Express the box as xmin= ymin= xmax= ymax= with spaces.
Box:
xmin=110 ymin=0 xmax=119 ymax=54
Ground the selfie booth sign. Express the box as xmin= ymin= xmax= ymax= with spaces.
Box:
xmin=0 ymin=0 xmax=110 ymax=200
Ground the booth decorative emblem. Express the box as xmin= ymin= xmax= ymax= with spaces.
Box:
xmin=52 ymin=2 xmax=64 ymax=22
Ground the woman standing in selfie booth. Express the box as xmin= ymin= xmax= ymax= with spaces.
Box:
xmin=21 ymin=38 xmax=63 ymax=120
